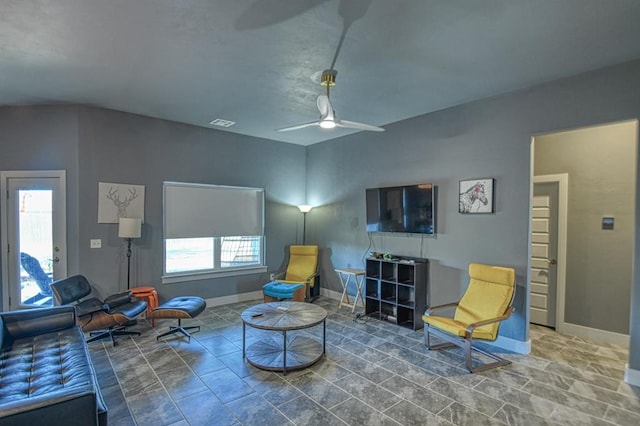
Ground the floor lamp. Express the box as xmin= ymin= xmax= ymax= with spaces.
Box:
xmin=118 ymin=217 xmax=142 ymax=290
xmin=297 ymin=205 xmax=312 ymax=245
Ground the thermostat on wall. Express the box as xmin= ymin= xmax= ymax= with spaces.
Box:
xmin=602 ymin=217 xmax=614 ymax=230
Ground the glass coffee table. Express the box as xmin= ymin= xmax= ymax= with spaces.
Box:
xmin=241 ymin=301 xmax=327 ymax=374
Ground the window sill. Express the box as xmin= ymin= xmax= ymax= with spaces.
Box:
xmin=161 ymin=265 xmax=267 ymax=284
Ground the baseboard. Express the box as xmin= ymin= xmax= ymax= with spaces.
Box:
xmin=624 ymin=365 xmax=640 ymax=387
xmin=561 ymin=322 xmax=629 ymax=348
xmin=204 ymin=290 xmax=263 ymax=307
xmin=321 ymin=287 xmax=343 ymax=301
xmin=204 ymin=288 xmax=342 ymax=307
xmin=487 ymin=335 xmax=531 ymax=355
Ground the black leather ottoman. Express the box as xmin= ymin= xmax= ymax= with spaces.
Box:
xmin=150 ymin=296 xmax=207 ymax=342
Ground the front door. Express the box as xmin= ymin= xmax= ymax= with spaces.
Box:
xmin=1 ymin=171 xmax=67 ymax=310
xmin=530 ymin=181 xmax=559 ymax=327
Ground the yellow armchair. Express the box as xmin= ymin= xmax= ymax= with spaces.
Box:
xmin=423 ymin=263 xmax=516 ymax=373
xmin=264 ymin=245 xmax=320 ymax=302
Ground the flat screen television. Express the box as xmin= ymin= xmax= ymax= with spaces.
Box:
xmin=366 ymin=184 xmax=435 ymax=235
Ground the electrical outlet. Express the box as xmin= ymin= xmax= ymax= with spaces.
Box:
xmin=90 ymin=239 xmax=102 ymax=248
xmin=270 ymin=273 xmax=275 ymax=280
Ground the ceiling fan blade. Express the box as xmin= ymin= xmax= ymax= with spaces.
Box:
xmin=336 ymin=119 xmax=385 ymax=132
xmin=275 ymin=121 xmax=320 ymax=132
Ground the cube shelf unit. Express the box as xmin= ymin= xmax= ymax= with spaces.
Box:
xmin=365 ymin=257 xmax=428 ymax=330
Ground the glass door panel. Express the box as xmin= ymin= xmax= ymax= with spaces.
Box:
xmin=18 ymin=189 xmax=54 ymax=307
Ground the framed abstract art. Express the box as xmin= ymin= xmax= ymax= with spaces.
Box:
xmin=458 ymin=178 xmax=494 ymax=214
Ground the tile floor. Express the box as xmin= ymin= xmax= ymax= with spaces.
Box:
xmin=87 ymin=297 xmax=640 ymax=425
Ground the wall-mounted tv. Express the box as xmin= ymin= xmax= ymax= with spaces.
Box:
xmin=366 ymin=183 xmax=436 ymax=235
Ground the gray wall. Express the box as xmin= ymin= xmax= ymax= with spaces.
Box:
xmin=75 ymin=107 xmax=307 ymax=300
xmin=0 ymin=106 xmax=306 ymax=303
xmin=306 ymin=59 xmax=640 ymax=358
xmin=306 ymin=97 xmax=532 ymax=343
xmin=535 ymin=122 xmax=636 ymax=335
xmin=0 ymin=106 xmax=81 ymax=307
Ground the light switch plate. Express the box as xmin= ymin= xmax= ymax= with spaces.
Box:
xmin=90 ymin=239 xmax=102 ymax=248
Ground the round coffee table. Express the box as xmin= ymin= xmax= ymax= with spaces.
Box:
xmin=241 ymin=301 xmax=327 ymax=374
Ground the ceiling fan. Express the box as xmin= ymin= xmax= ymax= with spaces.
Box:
xmin=276 ymin=69 xmax=384 ymax=133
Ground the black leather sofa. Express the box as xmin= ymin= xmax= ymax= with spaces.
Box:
xmin=0 ymin=306 xmax=107 ymax=426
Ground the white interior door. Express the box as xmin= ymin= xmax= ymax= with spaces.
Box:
xmin=1 ymin=171 xmax=67 ymax=310
xmin=530 ymin=181 xmax=559 ymax=327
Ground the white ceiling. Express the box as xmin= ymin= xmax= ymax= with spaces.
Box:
xmin=2 ymin=0 xmax=640 ymax=146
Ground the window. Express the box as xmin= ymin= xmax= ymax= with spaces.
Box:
xmin=165 ymin=237 xmax=213 ymax=273
xmin=220 ymin=236 xmax=262 ymax=267
xmin=163 ymin=182 xmax=266 ymax=283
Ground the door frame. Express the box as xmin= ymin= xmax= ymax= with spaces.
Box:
xmin=1 ymin=170 xmax=67 ymax=311
xmin=532 ymin=173 xmax=568 ymax=333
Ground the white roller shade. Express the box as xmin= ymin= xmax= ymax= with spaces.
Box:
xmin=164 ymin=182 xmax=264 ymax=238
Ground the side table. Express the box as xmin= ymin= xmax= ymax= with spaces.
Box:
xmin=335 ymin=268 xmax=366 ymax=313
xmin=131 ymin=286 xmax=159 ymax=326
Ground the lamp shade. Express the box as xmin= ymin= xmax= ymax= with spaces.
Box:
xmin=297 ymin=204 xmax=312 ymax=213
xmin=118 ymin=217 xmax=142 ymax=238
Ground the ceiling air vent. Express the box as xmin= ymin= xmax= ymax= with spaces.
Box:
xmin=209 ymin=118 xmax=235 ymax=127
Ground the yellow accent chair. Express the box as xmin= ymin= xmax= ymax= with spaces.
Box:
xmin=422 ymin=263 xmax=516 ymax=373
xmin=263 ymin=245 xmax=319 ymax=302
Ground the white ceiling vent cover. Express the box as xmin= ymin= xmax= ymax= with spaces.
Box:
xmin=209 ymin=118 xmax=236 ymax=127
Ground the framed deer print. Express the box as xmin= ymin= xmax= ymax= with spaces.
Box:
xmin=459 ymin=178 xmax=494 ymax=214
xmin=98 ymin=182 xmax=145 ymax=223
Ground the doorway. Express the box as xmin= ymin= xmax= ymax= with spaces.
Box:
xmin=1 ymin=170 xmax=67 ymax=310
xmin=529 ymin=120 xmax=636 ymax=346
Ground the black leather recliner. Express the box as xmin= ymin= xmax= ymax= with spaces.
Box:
xmin=50 ymin=275 xmax=147 ymax=346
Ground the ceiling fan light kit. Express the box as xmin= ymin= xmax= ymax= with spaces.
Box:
xmin=320 ymin=119 xmax=336 ymax=129
xmin=276 ymin=68 xmax=384 ymax=133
